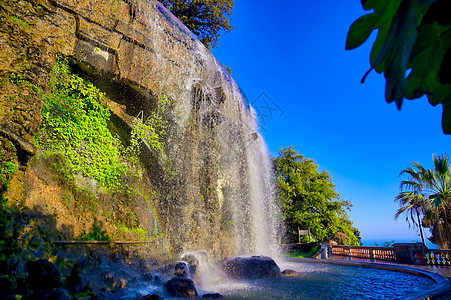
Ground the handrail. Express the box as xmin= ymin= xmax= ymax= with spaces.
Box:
xmin=421 ymin=249 xmax=451 ymax=266
xmin=52 ymin=240 xmax=156 ymax=245
xmin=333 ymin=245 xmax=451 ymax=266
xmin=332 ymin=245 xmax=396 ymax=261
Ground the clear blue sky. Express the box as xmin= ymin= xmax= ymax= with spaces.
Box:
xmin=212 ymin=0 xmax=451 ymax=242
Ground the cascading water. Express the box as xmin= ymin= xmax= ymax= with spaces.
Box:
xmin=130 ymin=1 xmax=282 ymax=259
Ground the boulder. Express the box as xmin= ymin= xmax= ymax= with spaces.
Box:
xmin=281 ymin=269 xmax=302 ymax=277
xmin=40 ymin=287 xmax=72 ymax=300
xmin=219 ymin=256 xmax=281 ymax=279
xmin=26 ymin=259 xmax=63 ymax=291
xmin=202 ymin=292 xmax=223 ymax=298
xmin=140 ymin=294 xmax=164 ymax=300
xmin=180 ymin=254 xmax=199 ymax=277
xmin=66 ymin=257 xmax=92 ymax=294
xmin=174 ymin=261 xmax=190 ymax=278
xmin=164 ymin=277 xmax=198 ymax=298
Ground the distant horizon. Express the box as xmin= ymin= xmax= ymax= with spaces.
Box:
xmin=360 ymin=237 xmax=435 ymax=249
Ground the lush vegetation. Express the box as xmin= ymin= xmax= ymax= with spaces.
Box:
xmin=0 ymin=149 xmax=18 ymax=259
xmin=126 ymin=95 xmax=171 ymax=164
xmin=36 ymin=58 xmax=127 ymax=193
xmin=347 ymin=0 xmax=451 ymax=133
xmin=159 ymin=0 xmax=234 ymax=49
xmin=395 ymin=154 xmax=451 ymax=249
xmin=274 ymin=146 xmax=361 ymax=245
xmin=35 ymin=58 xmax=170 ymax=195
xmin=285 ymin=244 xmax=321 ymax=258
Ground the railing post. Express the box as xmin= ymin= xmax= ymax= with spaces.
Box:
xmin=393 ymin=243 xmax=427 ymax=265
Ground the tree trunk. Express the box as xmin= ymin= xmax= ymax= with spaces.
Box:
xmin=416 ymin=207 xmax=426 ymax=246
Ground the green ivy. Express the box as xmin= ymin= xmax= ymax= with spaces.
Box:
xmin=0 ymin=150 xmax=17 ymax=260
xmin=126 ymin=95 xmax=171 ymax=163
xmin=35 ymin=58 xmax=127 ymax=193
xmin=0 ymin=151 xmax=18 ymax=190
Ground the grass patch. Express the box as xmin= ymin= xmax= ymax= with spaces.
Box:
xmin=284 ymin=244 xmax=321 ymax=258
xmin=118 ymin=223 xmax=148 ymax=240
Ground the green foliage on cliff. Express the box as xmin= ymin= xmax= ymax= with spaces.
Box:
xmin=126 ymin=95 xmax=171 ymax=164
xmin=347 ymin=0 xmax=451 ymax=133
xmin=0 ymin=150 xmax=18 ymax=191
xmin=274 ymin=146 xmax=361 ymax=245
xmin=78 ymin=217 xmax=111 ymax=241
xmin=0 ymin=150 xmax=17 ymax=259
xmin=36 ymin=58 xmax=127 ymax=193
xmin=159 ymin=0 xmax=234 ymax=49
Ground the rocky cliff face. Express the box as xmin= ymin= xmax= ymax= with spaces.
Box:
xmin=0 ymin=0 xmax=279 ymax=261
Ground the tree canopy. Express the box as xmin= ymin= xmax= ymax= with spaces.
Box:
xmin=396 ymin=154 xmax=451 ymax=249
xmin=274 ymin=146 xmax=361 ymax=245
xmin=159 ymin=0 xmax=234 ymax=49
xmin=347 ymin=0 xmax=451 ymax=133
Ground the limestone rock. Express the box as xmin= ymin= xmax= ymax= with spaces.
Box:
xmin=219 ymin=256 xmax=281 ymax=279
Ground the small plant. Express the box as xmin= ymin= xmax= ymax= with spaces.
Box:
xmin=78 ymin=217 xmax=110 ymax=241
xmin=125 ymin=95 xmax=171 ymax=163
xmin=375 ymin=240 xmax=395 ymax=247
xmin=0 ymin=151 xmax=18 ymax=190
xmin=117 ymin=223 xmax=148 ymax=240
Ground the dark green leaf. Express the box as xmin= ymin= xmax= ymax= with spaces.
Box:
xmin=405 ymin=23 xmax=451 ymax=100
xmin=346 ymin=14 xmax=377 ymax=50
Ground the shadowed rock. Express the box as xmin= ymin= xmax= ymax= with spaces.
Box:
xmin=26 ymin=259 xmax=63 ymax=290
xmin=281 ymin=269 xmax=302 ymax=277
xmin=140 ymin=294 xmax=164 ymax=300
xmin=219 ymin=256 xmax=281 ymax=279
xmin=202 ymin=292 xmax=223 ymax=298
xmin=164 ymin=277 xmax=198 ymax=298
xmin=163 ymin=261 xmax=198 ymax=298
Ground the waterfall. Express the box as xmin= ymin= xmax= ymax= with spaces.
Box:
xmin=133 ymin=0 xmax=283 ymax=258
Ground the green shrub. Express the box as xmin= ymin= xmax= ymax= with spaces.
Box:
xmin=126 ymin=95 xmax=171 ymax=163
xmin=78 ymin=217 xmax=110 ymax=241
xmin=36 ymin=58 xmax=126 ymax=193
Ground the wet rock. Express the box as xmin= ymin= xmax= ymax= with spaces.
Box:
xmin=66 ymin=257 xmax=93 ymax=294
xmin=164 ymin=277 xmax=198 ymax=298
xmin=40 ymin=287 xmax=72 ymax=300
xmin=140 ymin=294 xmax=164 ymax=300
xmin=142 ymin=273 xmax=164 ymax=285
xmin=281 ymin=269 xmax=302 ymax=277
xmin=0 ymin=275 xmax=12 ymax=298
xmin=26 ymin=259 xmax=63 ymax=291
xmin=202 ymin=292 xmax=223 ymax=298
xmin=219 ymin=256 xmax=281 ymax=279
xmin=174 ymin=261 xmax=190 ymax=278
xmin=180 ymin=254 xmax=199 ymax=276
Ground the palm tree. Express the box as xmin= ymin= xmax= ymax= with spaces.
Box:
xmin=397 ymin=154 xmax=451 ymax=249
xmin=394 ymin=191 xmax=426 ymax=246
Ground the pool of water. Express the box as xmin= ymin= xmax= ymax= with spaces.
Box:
xmin=207 ymin=261 xmax=437 ymax=299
